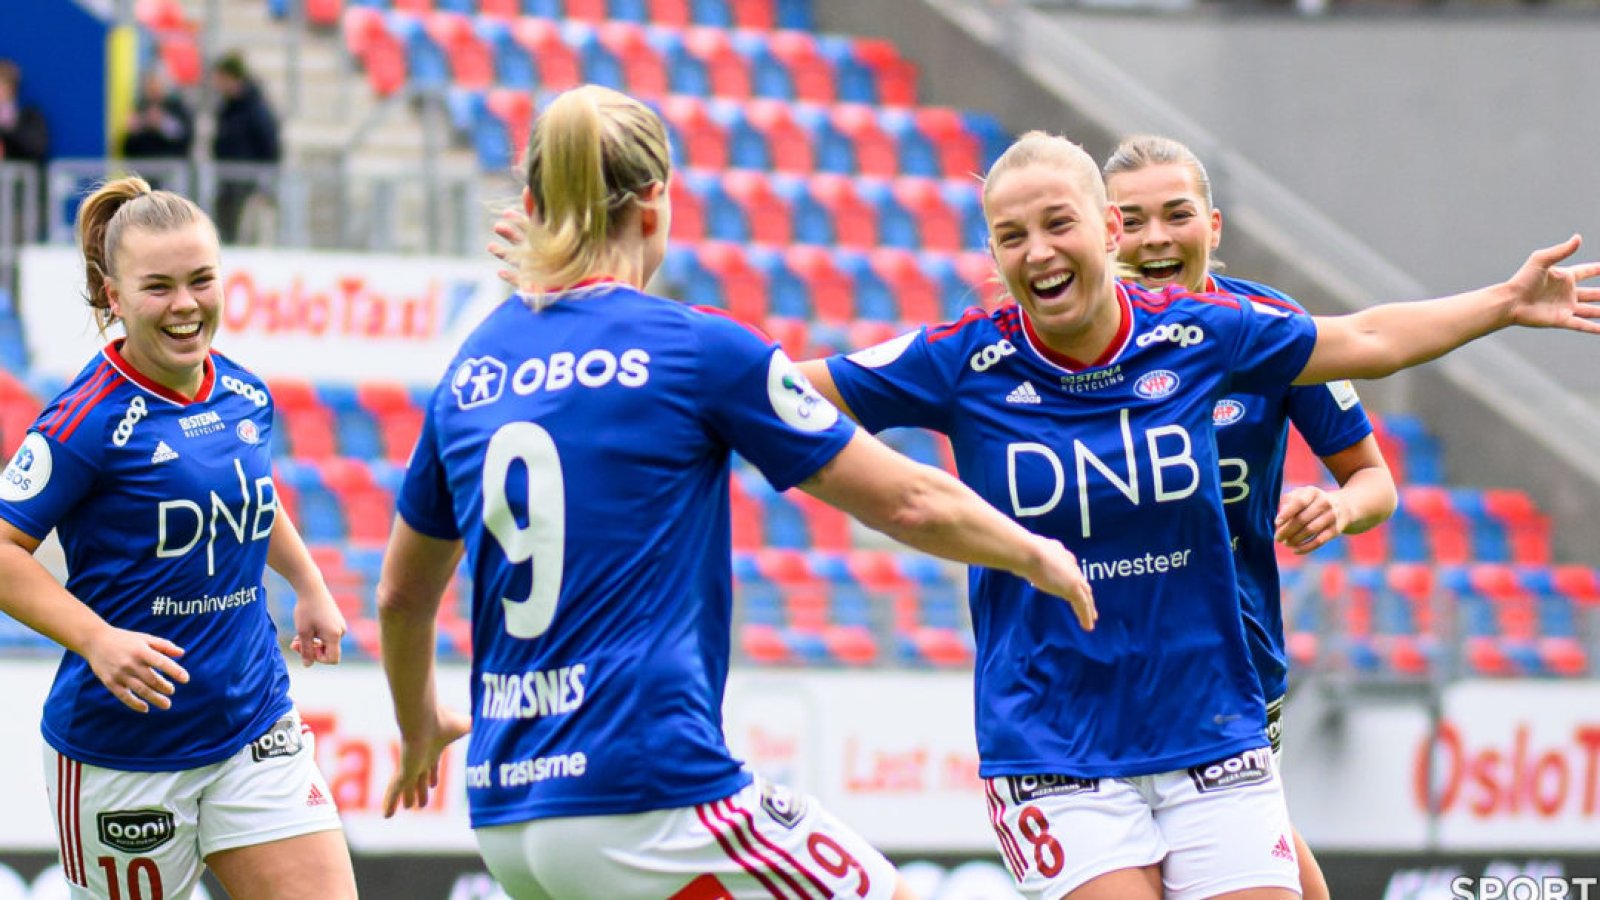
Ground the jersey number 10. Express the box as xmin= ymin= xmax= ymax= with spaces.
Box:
xmin=482 ymin=423 xmax=566 ymax=639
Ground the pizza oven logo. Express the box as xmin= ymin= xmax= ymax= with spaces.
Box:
xmin=1133 ymin=369 xmax=1181 ymax=400
xmin=98 ymin=809 xmax=176 ymax=854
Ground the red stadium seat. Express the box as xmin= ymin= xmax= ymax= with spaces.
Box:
xmin=682 ymin=27 xmax=752 ymax=99
xmin=1481 ymin=488 xmax=1552 ymax=565
xmin=344 ymin=8 xmax=407 ymax=97
xmin=853 ymin=38 xmax=918 ymax=107
xmin=789 ymin=491 xmax=851 ymax=550
xmin=731 ymin=0 xmax=776 ymax=29
xmin=357 ymin=382 xmax=423 ymax=463
xmin=953 ymin=251 xmax=1004 ymax=308
xmin=317 ymin=458 xmax=395 ymax=546
xmin=1539 ymin=637 xmax=1588 ymax=676
xmin=908 ymin=627 xmax=973 ymax=667
xmin=914 ymin=108 xmax=981 ymax=179
xmin=598 ymin=21 xmax=669 ymax=97
xmin=1402 ymin=486 xmax=1473 ymax=564
xmin=697 ymin=240 xmax=769 ymax=323
xmin=661 ymin=96 xmax=728 ymax=170
xmin=808 ymin=174 xmax=876 ymax=249
xmin=391 ymin=0 xmax=433 ymax=11
xmin=754 ymin=546 xmax=816 ymax=585
xmin=868 ymin=247 xmax=940 ymax=323
xmin=892 ymin=178 xmax=962 ymax=252
xmin=1465 ymin=636 xmax=1517 ymax=676
xmin=767 ymin=31 xmax=833 ymax=104
xmin=784 ymin=245 xmax=855 ymax=323
xmin=1551 ymin=565 xmax=1600 ymax=606
xmin=485 ymin=88 xmax=534 ymax=162
xmin=831 ymin=105 xmax=897 ymax=177
xmin=566 ymin=0 xmax=609 ymax=22
xmin=425 ymin=12 xmax=494 ymax=89
xmin=721 ymin=171 xmax=792 ymax=248
xmin=744 ymin=100 xmax=814 ymax=173
xmin=267 ymin=378 xmax=338 ymax=460
xmin=477 ymin=0 xmax=518 ymax=19
xmin=824 ymin=625 xmax=879 ymax=665
xmin=740 ymin=623 xmax=794 ymax=664
xmin=512 ymin=18 xmax=582 ymax=92
xmin=762 ymin=316 xmax=811 ymax=359
xmin=648 ymin=0 xmax=693 ymax=28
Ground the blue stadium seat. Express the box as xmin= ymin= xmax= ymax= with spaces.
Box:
xmin=474 ymin=18 xmax=537 ymax=89
xmin=709 ymin=103 xmax=772 ymax=170
xmin=769 ymin=175 xmax=831 ymax=246
xmin=649 ymin=29 xmax=712 ymax=96
xmin=919 ymin=252 xmax=980 ymax=320
xmin=659 ymin=245 xmax=723 ymax=308
xmin=387 ymin=12 xmax=451 ymax=90
xmin=960 ymin=110 xmax=1011 ymax=170
xmin=684 ymin=170 xmax=749 ymax=242
xmin=691 ymin=0 xmax=735 ymax=27
xmin=561 ymin=21 xmax=626 ymax=90
xmin=793 ymin=106 xmax=855 ymax=174
xmin=276 ymin=461 xmax=348 ymax=543
xmin=317 ymin=384 xmax=384 ymax=459
xmin=858 ymin=179 xmax=917 ymax=250
xmin=1383 ymin=415 xmax=1443 ymax=484
xmin=775 ymin=0 xmax=813 ymax=30
xmin=880 ymin=108 xmax=941 ymax=177
xmin=523 ymin=0 xmax=563 ymax=17
xmin=732 ymin=32 xmax=795 ymax=100
xmin=816 ymin=35 xmax=876 ymax=104
xmin=748 ymin=246 xmax=811 ymax=319
xmin=939 ymin=180 xmax=988 ymax=251
xmin=610 ymin=0 xmax=651 ymax=22
xmin=835 ymin=251 xmax=897 ymax=322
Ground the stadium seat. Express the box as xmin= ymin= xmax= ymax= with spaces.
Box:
xmin=682 ymin=27 xmax=752 ymax=98
xmin=916 ymin=108 xmax=982 ymax=179
xmin=268 ymin=378 xmax=338 ymax=460
xmin=960 ymin=110 xmax=1012 ymax=170
xmin=770 ymin=31 xmax=834 ymax=104
xmin=357 ymin=381 xmax=424 ymax=463
xmin=719 ymin=170 xmax=790 ymax=247
xmin=317 ymin=457 xmax=397 ymax=546
xmin=732 ymin=31 xmax=796 ymax=101
xmin=697 ymin=240 xmax=768 ymax=322
xmin=857 ymin=179 xmax=916 ymax=250
xmin=566 ymin=0 xmax=609 ymax=21
xmin=648 ymin=0 xmax=693 ymax=27
xmin=660 ymin=96 xmax=728 ymax=169
xmin=835 ymin=250 xmax=897 ymax=323
xmin=425 ymin=11 xmax=494 ymax=88
xmin=784 ymin=245 xmax=855 ymax=323
xmin=938 ymin=180 xmax=988 ymax=252
xmin=317 ymin=384 xmax=384 ymax=459
xmin=484 ymin=88 xmax=534 ymax=166
xmin=743 ymin=100 xmax=813 ymax=172
xmin=598 ymin=21 xmax=669 ymax=97
xmin=808 ymin=174 xmax=876 ymax=248
xmin=816 ymin=35 xmax=874 ymax=104
xmin=648 ymin=28 xmax=712 ymax=96
xmin=868 ymin=247 xmax=941 ymax=323
xmin=344 ymin=7 xmax=408 ymax=96
xmin=709 ymin=103 xmax=772 ymax=170
xmin=880 ymin=108 xmax=941 ymax=178
xmin=852 ymin=37 xmax=917 ymax=106
xmin=730 ymin=0 xmax=775 ymax=29
xmin=386 ymin=11 xmax=452 ymax=90
xmin=560 ymin=20 xmax=626 ymax=90
xmin=890 ymin=178 xmax=963 ymax=252
xmin=793 ymin=106 xmax=855 ymax=174
xmin=748 ymin=245 xmax=813 ymax=321
xmin=511 ymin=18 xmax=582 ymax=92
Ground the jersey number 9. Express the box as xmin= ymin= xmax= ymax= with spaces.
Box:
xmin=482 ymin=422 xmax=566 ymax=639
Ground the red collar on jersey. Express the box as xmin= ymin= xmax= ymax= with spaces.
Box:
xmin=103 ymin=339 xmax=217 ymax=406
xmin=1019 ymin=282 xmax=1133 ymax=373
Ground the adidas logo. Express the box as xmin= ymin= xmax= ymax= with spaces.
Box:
xmin=150 ymin=441 xmax=179 ymax=464
xmin=1005 ymin=382 xmax=1042 ymax=405
xmin=1271 ymin=834 xmax=1294 ymax=862
xmin=306 ymin=783 xmax=331 ymax=807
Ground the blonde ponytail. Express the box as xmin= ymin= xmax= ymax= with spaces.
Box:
xmin=75 ymin=176 xmax=209 ymax=332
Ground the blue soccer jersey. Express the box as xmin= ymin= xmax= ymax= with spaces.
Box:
xmin=397 ymin=283 xmax=856 ymax=828
xmin=1207 ymin=274 xmax=1373 ymax=703
xmin=0 ymin=342 xmax=290 ymax=770
xmin=827 ymin=283 xmax=1317 ymax=778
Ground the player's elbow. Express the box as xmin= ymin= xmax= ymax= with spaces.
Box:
xmin=873 ymin=465 xmax=963 ymax=542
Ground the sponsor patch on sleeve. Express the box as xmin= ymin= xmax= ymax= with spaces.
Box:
xmin=1326 ymin=379 xmax=1360 ymax=411
xmin=766 ymin=352 xmax=839 ymax=433
xmin=0 ymin=432 xmax=52 ymax=503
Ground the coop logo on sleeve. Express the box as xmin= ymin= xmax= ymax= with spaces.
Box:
xmin=0 ymin=432 xmax=52 ymax=502
xmin=767 ymin=352 xmax=838 ymax=432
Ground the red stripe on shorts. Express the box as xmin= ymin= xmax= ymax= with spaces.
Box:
xmin=57 ymin=754 xmax=85 ymax=886
xmin=984 ymin=778 xmax=1027 ymax=880
xmin=696 ymin=801 xmax=794 ymax=900
xmin=726 ymin=796 xmax=832 ymax=896
xmin=710 ymin=799 xmax=816 ymax=900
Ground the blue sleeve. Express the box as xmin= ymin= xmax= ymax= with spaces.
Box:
xmin=1286 ymin=380 xmax=1374 ymax=458
xmin=1224 ymin=299 xmax=1318 ymax=395
xmin=824 ymin=327 xmax=958 ymax=435
xmin=0 ymin=429 xmax=99 ymax=540
xmin=396 ymin=400 xmax=462 ymax=541
xmin=695 ymin=312 xmax=856 ymax=493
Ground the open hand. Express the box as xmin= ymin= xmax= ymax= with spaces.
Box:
xmin=1504 ymin=235 xmax=1600 ymax=333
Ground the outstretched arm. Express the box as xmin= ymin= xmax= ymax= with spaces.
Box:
xmin=798 ymin=431 xmax=1096 ymax=630
xmin=1298 ymin=236 xmax=1600 ymax=384
xmin=1274 ymin=435 xmax=1397 ymax=555
xmin=377 ymin=518 xmax=472 ymax=817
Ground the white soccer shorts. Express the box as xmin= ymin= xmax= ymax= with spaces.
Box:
xmin=985 ymin=746 xmax=1300 ymax=900
xmin=475 ymin=776 xmax=900 ymax=899
xmin=43 ymin=709 xmax=343 ymax=900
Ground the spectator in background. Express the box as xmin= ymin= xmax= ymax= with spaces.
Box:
xmin=210 ymin=52 xmax=279 ymax=244
xmin=0 ymin=59 xmax=49 ymax=165
xmin=122 ymin=66 xmax=194 ymax=161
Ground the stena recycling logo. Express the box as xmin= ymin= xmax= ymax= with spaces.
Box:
xmin=1133 ymin=370 xmax=1181 ymax=400
xmin=1213 ymin=399 xmax=1246 ymax=426
xmin=452 ymin=356 xmax=507 ymax=410
xmin=767 ymin=351 xmax=838 ymax=433
xmin=0 ymin=432 xmax=52 ymax=502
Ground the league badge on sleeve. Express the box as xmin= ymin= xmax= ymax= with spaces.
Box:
xmin=1326 ymin=380 xmax=1360 ymax=411
xmin=845 ymin=329 xmax=918 ymax=368
xmin=767 ymin=352 xmax=839 ymax=433
xmin=0 ymin=432 xmax=52 ymax=502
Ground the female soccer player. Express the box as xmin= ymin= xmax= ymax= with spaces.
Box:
xmin=1105 ymin=134 xmax=1400 ymax=900
xmin=375 ymin=86 xmax=1096 ymax=900
xmin=800 ymin=131 xmax=1599 ymax=900
xmin=0 ymin=178 xmax=356 ymax=899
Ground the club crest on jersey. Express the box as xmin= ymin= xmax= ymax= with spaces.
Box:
xmin=0 ymin=432 xmax=51 ymax=502
xmin=452 ymin=356 xmax=507 ymax=410
xmin=237 ymin=419 xmax=261 ymax=445
xmin=1133 ymin=369 xmax=1180 ymax=400
xmin=847 ymin=330 xmax=918 ymax=368
xmin=767 ymin=352 xmax=838 ymax=433
xmin=1213 ymin=399 xmax=1246 ymax=426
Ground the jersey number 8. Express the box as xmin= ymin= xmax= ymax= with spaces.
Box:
xmin=482 ymin=422 xmax=566 ymax=639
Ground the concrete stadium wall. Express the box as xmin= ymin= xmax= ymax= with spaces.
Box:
xmin=814 ymin=0 xmax=1600 ymax=558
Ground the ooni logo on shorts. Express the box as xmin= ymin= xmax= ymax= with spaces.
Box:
xmin=767 ymin=352 xmax=838 ymax=433
xmin=0 ymin=432 xmax=52 ymax=502
xmin=250 ymin=715 xmax=304 ymax=762
xmin=1008 ymin=774 xmax=1098 ymax=803
xmin=1187 ymin=747 xmax=1274 ymax=794
xmin=98 ymin=809 xmax=176 ymax=853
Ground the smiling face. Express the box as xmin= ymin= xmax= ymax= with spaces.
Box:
xmin=984 ymin=161 xmax=1125 ymax=359
xmin=104 ymin=221 xmax=222 ymax=398
xmin=1107 ymin=162 xmax=1221 ymax=293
